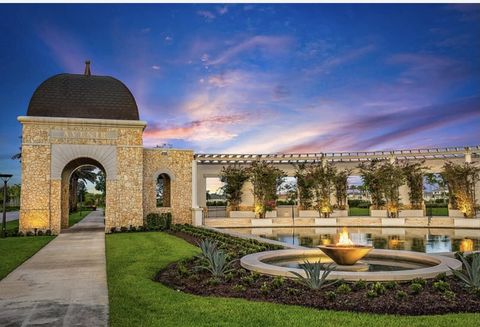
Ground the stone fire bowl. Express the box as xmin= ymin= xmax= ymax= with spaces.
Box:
xmin=318 ymin=245 xmax=373 ymax=265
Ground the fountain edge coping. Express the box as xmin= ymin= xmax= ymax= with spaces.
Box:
xmin=240 ymin=248 xmax=463 ymax=282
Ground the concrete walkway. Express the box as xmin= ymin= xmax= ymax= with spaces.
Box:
xmin=5 ymin=210 xmax=19 ymax=222
xmin=0 ymin=211 xmax=108 ymax=326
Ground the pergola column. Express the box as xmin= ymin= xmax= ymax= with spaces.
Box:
xmin=191 ymin=159 xmax=203 ymax=226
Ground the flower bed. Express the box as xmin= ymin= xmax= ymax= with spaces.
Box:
xmin=157 ymin=225 xmax=480 ymax=316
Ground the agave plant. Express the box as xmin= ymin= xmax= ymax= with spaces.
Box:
xmin=450 ymin=253 xmax=480 ymax=290
xmin=196 ymin=239 xmax=236 ymax=278
xmin=290 ymin=260 xmax=337 ymax=290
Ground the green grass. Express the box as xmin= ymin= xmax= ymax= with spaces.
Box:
xmin=425 ymin=207 xmax=449 ymax=216
xmin=106 ymin=231 xmax=479 ymax=327
xmin=68 ymin=209 xmax=92 ymax=226
xmin=5 ymin=219 xmax=19 ymax=234
xmin=0 ymin=236 xmax=54 ymax=280
xmin=349 ymin=207 xmax=370 ymax=216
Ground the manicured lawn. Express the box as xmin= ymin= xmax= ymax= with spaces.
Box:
xmin=0 ymin=236 xmax=54 ymax=280
xmin=68 ymin=209 xmax=92 ymax=226
xmin=426 ymin=207 xmax=449 ymax=216
xmin=6 ymin=219 xmax=19 ymax=234
xmin=105 ymin=231 xmax=479 ymax=327
xmin=349 ymin=207 xmax=370 ymax=216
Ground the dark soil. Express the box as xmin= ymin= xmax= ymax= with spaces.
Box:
xmin=157 ymin=231 xmax=480 ymax=316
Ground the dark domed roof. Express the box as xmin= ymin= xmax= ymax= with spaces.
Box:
xmin=27 ymin=73 xmax=139 ymax=120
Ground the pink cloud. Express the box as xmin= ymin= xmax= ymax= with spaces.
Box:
xmin=144 ymin=114 xmax=248 ymax=144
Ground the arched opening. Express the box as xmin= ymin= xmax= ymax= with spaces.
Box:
xmin=156 ymin=173 xmax=171 ymax=207
xmin=61 ymin=157 xmax=106 ymax=231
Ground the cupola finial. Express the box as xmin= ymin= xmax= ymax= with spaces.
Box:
xmin=84 ymin=60 xmax=91 ymax=76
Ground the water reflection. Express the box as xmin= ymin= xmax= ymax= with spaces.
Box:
xmin=224 ymin=227 xmax=480 ymax=253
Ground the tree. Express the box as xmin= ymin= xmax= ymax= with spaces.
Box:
xmin=441 ymin=162 xmax=479 ymax=218
xmin=220 ymin=164 xmax=250 ymax=211
xmin=359 ymin=160 xmax=385 ymax=209
xmin=294 ymin=163 xmax=315 ymax=209
xmin=402 ymin=161 xmax=428 ymax=209
xmin=95 ymin=171 xmax=106 ymax=207
xmin=70 ymin=166 xmax=98 ymax=212
xmin=378 ymin=161 xmax=405 ymax=217
xmin=334 ymin=169 xmax=352 ymax=210
xmin=248 ymin=161 xmax=286 ymax=218
xmin=308 ymin=162 xmax=337 ymax=217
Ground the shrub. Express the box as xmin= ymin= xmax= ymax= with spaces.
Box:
xmin=336 ymin=283 xmax=352 ymax=294
xmin=45 ymin=229 xmax=52 ymax=236
xmin=130 ymin=225 xmax=137 ymax=232
xmin=411 ymin=277 xmax=426 ymax=286
xmin=26 ymin=231 xmax=34 ymax=236
xmin=450 ymin=253 xmax=480 ymax=291
xmin=120 ymin=226 xmax=128 ymax=232
xmin=260 ymin=282 xmax=269 ymax=295
xmin=409 ymin=283 xmax=423 ymax=294
xmin=366 ymin=290 xmax=377 ymax=299
xmin=290 ymin=261 xmax=336 ymax=290
xmin=233 ymin=284 xmax=246 ymax=292
xmin=145 ymin=212 xmax=173 ymax=230
xmin=353 ymin=279 xmax=367 ymax=290
xmin=196 ymin=239 xmax=236 ymax=278
xmin=240 ymin=275 xmax=254 ymax=286
xmin=371 ymin=282 xmax=386 ymax=295
xmin=110 ymin=227 xmax=117 ymax=233
xmin=207 ymin=277 xmax=221 ymax=286
xmin=286 ymin=287 xmax=300 ymax=296
xmin=37 ymin=230 xmax=44 ymax=236
xmin=17 ymin=231 xmax=24 ymax=237
xmin=271 ymin=276 xmax=285 ymax=289
xmin=396 ymin=290 xmax=407 ymax=300
xmin=443 ymin=290 xmax=456 ymax=301
xmin=384 ymin=281 xmax=398 ymax=290
xmin=435 ymin=272 xmax=447 ymax=282
xmin=433 ymin=280 xmax=450 ymax=293
xmin=325 ymin=291 xmax=336 ymax=301
xmin=176 ymin=262 xmax=190 ymax=277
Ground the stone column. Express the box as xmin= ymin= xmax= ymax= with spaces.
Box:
xmin=191 ymin=160 xmax=203 ymax=225
xmin=239 ymin=181 xmax=255 ymax=210
xmin=399 ymin=184 xmax=411 ymax=207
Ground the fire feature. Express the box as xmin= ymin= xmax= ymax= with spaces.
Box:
xmin=318 ymin=227 xmax=373 ymax=265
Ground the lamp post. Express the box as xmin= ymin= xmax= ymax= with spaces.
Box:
xmin=1 ymin=174 xmax=13 ymax=238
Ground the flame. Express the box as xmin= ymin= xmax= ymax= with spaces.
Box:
xmin=336 ymin=227 xmax=354 ymax=246
xmin=460 ymin=239 xmax=474 ymax=252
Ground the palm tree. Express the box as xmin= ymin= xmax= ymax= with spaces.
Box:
xmin=69 ymin=166 xmax=98 ymax=212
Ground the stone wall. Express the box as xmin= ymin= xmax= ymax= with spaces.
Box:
xmin=143 ymin=149 xmax=193 ymax=224
xmin=18 ymin=116 xmax=146 ymax=234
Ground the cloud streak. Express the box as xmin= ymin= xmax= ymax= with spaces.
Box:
xmin=207 ymin=35 xmax=293 ymax=65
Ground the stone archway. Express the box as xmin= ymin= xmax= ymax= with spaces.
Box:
xmin=60 ymin=157 xmax=106 ymax=230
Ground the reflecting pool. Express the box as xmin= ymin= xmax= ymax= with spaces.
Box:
xmin=224 ymin=227 xmax=480 ymax=253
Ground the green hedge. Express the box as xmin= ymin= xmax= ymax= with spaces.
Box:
xmin=348 ymin=200 xmax=371 ymax=208
xmin=145 ymin=212 xmax=172 ymax=231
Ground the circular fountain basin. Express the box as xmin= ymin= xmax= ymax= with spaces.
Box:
xmin=240 ymin=248 xmax=462 ymax=281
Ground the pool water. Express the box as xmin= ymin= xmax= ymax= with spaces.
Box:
xmin=224 ymin=227 xmax=480 ymax=253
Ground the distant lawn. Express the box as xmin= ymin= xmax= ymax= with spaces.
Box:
xmin=68 ymin=209 xmax=92 ymax=226
xmin=106 ymin=231 xmax=479 ymax=327
xmin=349 ymin=207 xmax=370 ymax=216
xmin=426 ymin=207 xmax=449 ymax=216
xmin=5 ymin=219 xmax=19 ymax=234
xmin=0 ymin=236 xmax=54 ymax=280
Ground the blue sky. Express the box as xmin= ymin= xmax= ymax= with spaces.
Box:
xmin=1 ymin=4 xmax=479 ymax=184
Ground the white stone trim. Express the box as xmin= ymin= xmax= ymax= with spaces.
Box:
xmin=18 ymin=116 xmax=147 ymax=129
xmin=51 ymin=144 xmax=117 ymax=180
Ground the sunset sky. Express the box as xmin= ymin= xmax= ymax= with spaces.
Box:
xmin=1 ymin=3 xmax=479 ymax=184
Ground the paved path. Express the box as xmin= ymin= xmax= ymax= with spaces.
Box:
xmin=4 ymin=210 xmax=19 ymax=222
xmin=0 ymin=211 xmax=108 ymax=326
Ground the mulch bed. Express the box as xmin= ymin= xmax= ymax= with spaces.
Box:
xmin=157 ymin=231 xmax=480 ymax=316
